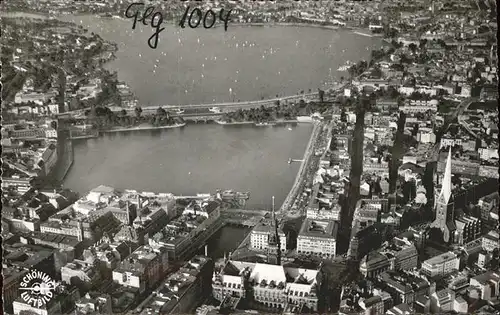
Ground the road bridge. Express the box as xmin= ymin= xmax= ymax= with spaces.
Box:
xmin=135 ymin=92 xmax=318 ymax=112
xmin=57 ymin=92 xmax=319 ymax=119
xmin=221 ymin=209 xmax=268 ymax=216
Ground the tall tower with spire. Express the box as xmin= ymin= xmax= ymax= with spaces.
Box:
xmin=431 ymin=148 xmax=455 ymax=243
xmin=267 ymin=196 xmax=281 ymax=265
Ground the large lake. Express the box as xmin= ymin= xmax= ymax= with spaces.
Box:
xmin=6 ymin=12 xmax=380 ymax=208
xmin=61 ymin=15 xmax=381 ymax=105
xmin=64 ymin=124 xmax=313 ymax=209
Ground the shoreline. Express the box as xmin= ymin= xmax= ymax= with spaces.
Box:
xmin=230 ymin=22 xmax=342 ymax=30
xmin=279 ymin=121 xmax=322 ymax=213
xmin=99 ymin=123 xmax=186 ymax=133
xmin=215 ymin=119 xmax=305 ymax=126
xmin=2 ymin=11 xmax=379 ymax=39
xmin=70 ymin=135 xmax=99 ymax=140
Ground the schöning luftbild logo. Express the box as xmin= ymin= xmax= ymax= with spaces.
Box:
xmin=19 ymin=270 xmax=58 ymax=307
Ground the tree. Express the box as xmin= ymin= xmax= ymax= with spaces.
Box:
xmin=156 ymin=107 xmax=167 ymax=117
xmin=318 ymin=89 xmax=325 ymax=103
xmin=135 ymin=106 xmax=142 ymax=118
xmin=340 ymin=108 xmax=347 ymax=122
xmin=371 ymin=66 xmax=382 ymax=79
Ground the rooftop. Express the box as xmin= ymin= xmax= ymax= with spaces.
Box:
xmin=298 ymin=218 xmax=338 ymax=239
xmin=143 ymin=256 xmax=212 ymax=314
xmin=423 ymin=251 xmax=457 ymax=266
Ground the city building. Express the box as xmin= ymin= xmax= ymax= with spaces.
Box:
xmin=430 ymin=288 xmax=456 ymax=313
xmin=212 ymin=260 xmax=320 ymax=312
xmin=482 ymin=230 xmax=499 ymax=252
xmin=250 ymin=198 xmax=286 ymax=255
xmin=61 ymin=259 xmax=102 ymax=291
xmin=469 ymin=271 xmax=500 ymax=301
xmin=75 ymin=293 xmax=113 ymax=315
xmin=140 ymin=256 xmax=214 ymax=314
xmin=377 ymin=270 xmax=431 ymax=306
xmin=421 ymin=251 xmax=460 ymax=278
xmin=360 ymin=252 xmax=390 ymax=278
xmin=13 ymin=298 xmax=61 ymax=315
xmin=3 ymin=269 xmax=29 ymax=314
xmin=297 ymin=219 xmax=338 ymax=259
xmin=477 ymin=192 xmax=499 ymax=226
xmin=454 ymin=215 xmax=481 ymax=245
xmin=359 ymin=295 xmax=385 ymax=315
xmin=112 ymin=244 xmax=169 ymax=294
xmin=353 ymin=200 xmax=381 ymax=231
xmin=250 ymin=222 xmax=287 ymax=252
xmin=149 ymin=200 xmax=221 ymax=261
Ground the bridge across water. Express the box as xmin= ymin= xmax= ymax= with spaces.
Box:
xmin=57 ymin=81 xmax=351 ymax=122
xmin=139 ymin=91 xmax=319 ymax=111
xmin=57 ymin=91 xmax=320 ymax=118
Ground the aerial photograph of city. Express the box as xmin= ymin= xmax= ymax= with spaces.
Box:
xmin=1 ymin=0 xmax=499 ymax=314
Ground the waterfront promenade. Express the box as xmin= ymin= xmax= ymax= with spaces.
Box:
xmin=279 ymin=121 xmax=322 ymax=215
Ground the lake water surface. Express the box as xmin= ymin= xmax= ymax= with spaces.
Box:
xmin=61 ymin=15 xmax=381 ymax=105
xmin=5 ymin=12 xmax=379 ymax=208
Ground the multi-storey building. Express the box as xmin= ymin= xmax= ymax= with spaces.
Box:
xmin=297 ymin=219 xmax=338 ymax=259
xmin=469 ymin=271 xmax=500 ymax=301
xmin=150 ymin=200 xmax=221 ymax=261
xmin=61 ymin=259 xmax=102 ymax=291
xmin=359 ymin=295 xmax=385 ymax=315
xmin=477 ymin=192 xmax=499 ymax=226
xmin=482 ymin=230 xmax=499 ymax=252
xmin=212 ymin=260 xmax=320 ymax=312
xmin=353 ymin=200 xmax=381 ymax=231
xmin=250 ymin=221 xmax=286 ymax=253
xmin=13 ymin=298 xmax=62 ymax=315
xmin=2 ymin=269 xmax=29 ymax=314
xmin=430 ymin=288 xmax=455 ymax=313
xmin=440 ymin=137 xmax=462 ymax=149
xmin=454 ymin=215 xmax=481 ymax=245
xmin=377 ymin=271 xmax=431 ymax=306
xmin=140 ymin=256 xmax=214 ymax=314
xmin=360 ymin=252 xmax=390 ymax=278
xmin=421 ymin=251 xmax=460 ymax=278
xmin=112 ymin=245 xmax=169 ymax=294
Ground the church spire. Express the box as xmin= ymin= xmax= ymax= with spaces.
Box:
xmin=272 ymin=196 xmax=275 ymax=222
xmin=440 ymin=147 xmax=453 ymax=204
